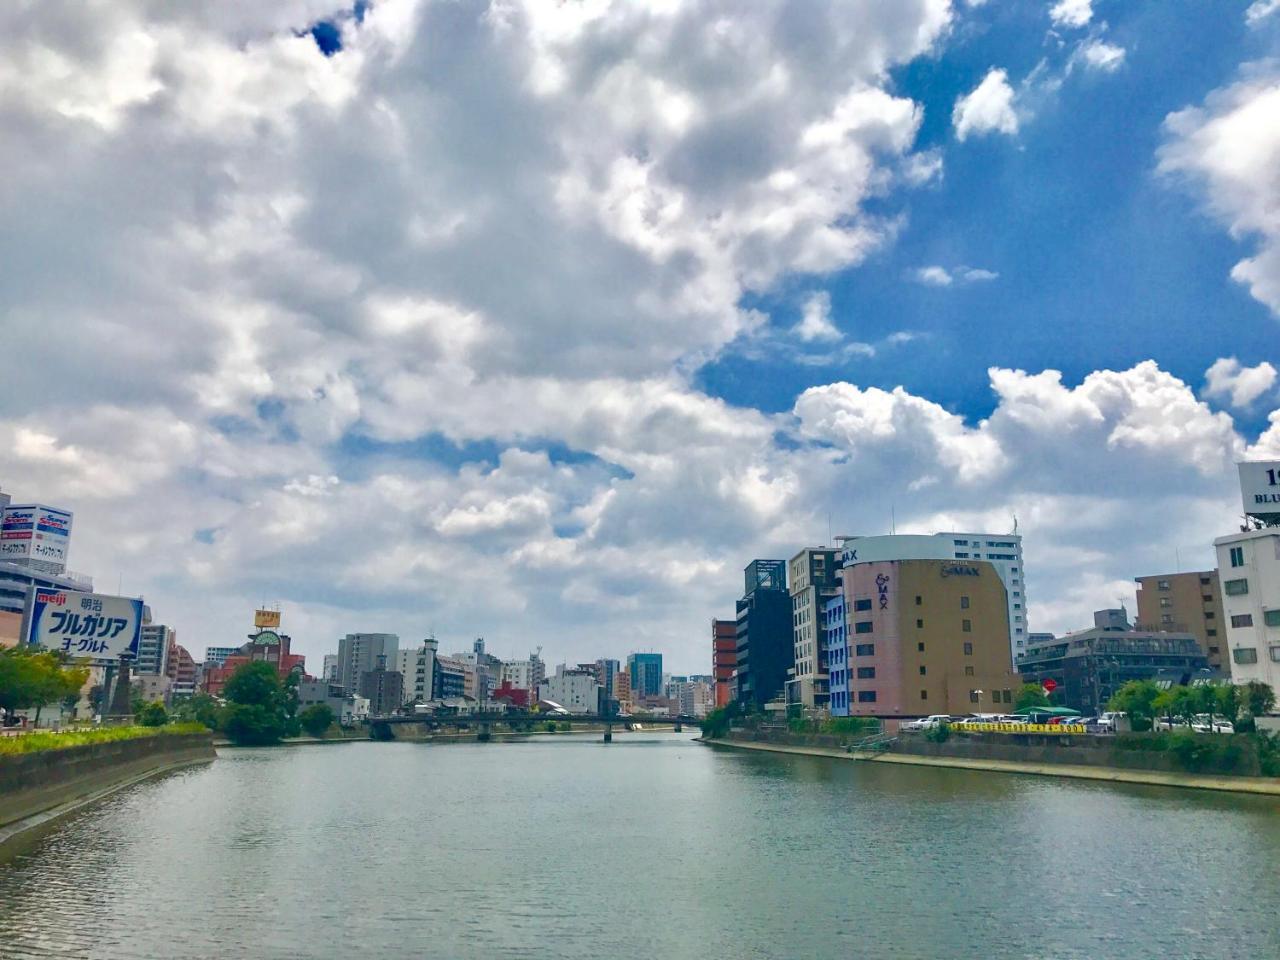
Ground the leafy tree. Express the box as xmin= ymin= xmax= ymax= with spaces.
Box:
xmin=300 ymin=703 xmax=334 ymax=738
xmin=699 ymin=703 xmax=739 ymax=739
xmin=1014 ymin=683 xmax=1050 ymax=711
xmin=1216 ymin=683 xmax=1241 ymax=725
xmin=138 ymin=701 xmax=168 ymax=727
xmin=1190 ymin=684 xmax=1221 ymax=724
xmin=222 ymin=661 xmax=286 ymax=746
xmin=1153 ymin=686 xmax=1197 ymax=726
xmin=0 ymin=647 xmax=89 ymax=726
xmin=1108 ymin=680 xmax=1161 ymax=732
xmin=173 ymin=693 xmax=221 ymax=730
xmin=1243 ymin=681 xmax=1276 ymax=720
xmin=283 ymin=670 xmax=302 ymax=738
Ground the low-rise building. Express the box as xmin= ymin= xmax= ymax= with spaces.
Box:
xmin=1017 ymin=610 xmax=1209 ymax=714
xmin=358 ymin=658 xmax=404 ymax=716
xmin=537 ymin=666 xmax=601 ymax=714
xmin=202 ymin=628 xmax=306 ymax=698
xmin=1135 ymin=570 xmax=1225 ymax=670
xmin=1214 ymin=525 xmax=1280 ymax=693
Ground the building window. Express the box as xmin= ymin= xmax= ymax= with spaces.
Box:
xmin=1158 ymin=579 xmax=1171 ymax=590
xmin=915 ymin=595 xmax=922 ymax=606
xmin=1224 ymin=578 xmax=1249 ymax=597
xmin=955 ymin=552 xmax=969 ymax=558
xmin=1231 ymin=614 xmax=1254 ymax=628
xmin=1271 ymin=647 xmax=1280 ymax=663
xmin=919 ymin=665 xmax=926 ymax=675
xmin=969 ymin=690 xmax=979 ymax=704
xmin=857 ymin=691 xmax=877 ymax=703
xmin=1233 ymin=647 xmax=1258 ymax=665
xmin=1207 ymin=629 xmax=1217 ymax=637
xmin=854 ymin=598 xmax=872 ymax=611
xmin=1205 ymin=611 xmax=1215 ymax=620
xmin=1002 ymin=690 xmax=1012 ymax=703
xmin=965 ymin=666 xmax=975 ymax=676
xmin=921 ymin=690 xmax=928 ymax=700
xmin=960 ymin=596 xmax=970 ymax=609
xmin=962 ymin=619 xmax=972 ymax=632
xmin=1159 ymin=597 xmax=1172 ymax=607
xmin=963 ymin=642 xmax=973 ymax=656
xmin=856 ymin=667 xmax=876 ymax=679
xmin=917 ymin=642 xmax=925 ymax=652
xmin=954 ymin=540 xmax=968 ymax=546
xmin=855 ymin=644 xmax=875 ymax=656
xmin=1203 ymin=594 xmax=1214 ymax=602
xmin=1229 ymin=546 xmax=1245 ymax=568
xmin=917 ymin=619 xmax=924 ymax=628
xmin=855 ymin=621 xmax=873 ymax=634
xmin=1264 ymin=610 xmax=1280 ymax=627
xmin=1160 ymin=614 xmax=1173 ymax=624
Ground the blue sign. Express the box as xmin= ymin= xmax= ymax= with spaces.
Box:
xmin=28 ymin=589 xmax=142 ymax=660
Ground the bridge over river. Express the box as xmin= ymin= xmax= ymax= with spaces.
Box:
xmin=369 ymin=711 xmax=700 ymax=742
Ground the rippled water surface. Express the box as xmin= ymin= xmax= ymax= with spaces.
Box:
xmin=2 ymin=732 xmax=1279 ymax=959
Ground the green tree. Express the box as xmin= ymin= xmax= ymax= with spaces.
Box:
xmin=138 ymin=701 xmax=168 ymax=727
xmin=1243 ymin=681 xmax=1276 ymax=720
xmin=1013 ymin=683 xmax=1050 ymax=711
xmin=1153 ymin=686 xmax=1196 ymax=727
xmin=173 ymin=693 xmax=222 ymax=730
xmin=1108 ymin=680 xmax=1161 ymax=732
xmin=1190 ymin=684 xmax=1221 ymax=725
xmin=0 ymin=647 xmax=89 ymax=726
xmin=299 ymin=703 xmax=334 ymax=738
xmin=1216 ymin=683 xmax=1241 ymax=725
xmin=282 ymin=670 xmax=302 ymax=738
xmin=222 ymin=661 xmax=286 ymax=746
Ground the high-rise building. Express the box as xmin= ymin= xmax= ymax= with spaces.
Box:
xmin=827 ymin=557 xmax=1018 ymax=717
xmin=627 ymin=652 xmax=663 ymax=699
xmin=166 ymin=640 xmax=198 ymax=698
xmin=1134 ymin=571 xmax=1225 ymax=670
xmin=337 ymin=633 xmax=399 ymax=694
xmin=1213 ymin=461 xmax=1280 ymax=696
xmin=396 ymin=639 xmax=438 ymax=705
xmin=204 ymin=646 xmax=238 ymax=667
xmin=538 ymin=665 xmax=601 ymax=714
xmin=135 ymin=624 xmax=172 ymax=676
xmin=593 ymin=658 xmax=621 ymax=699
xmin=0 ymin=559 xmax=93 ymax=617
xmin=322 ymin=654 xmax=340 ymax=683
xmin=712 ymin=619 xmax=737 ymax=707
xmin=735 ymin=559 xmax=792 ymax=708
xmin=787 ymin=547 xmax=842 ymax=709
xmin=434 ymin=655 xmax=467 ymax=700
xmin=838 ymin=532 xmax=1028 ymax=664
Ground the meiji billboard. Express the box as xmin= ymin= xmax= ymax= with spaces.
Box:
xmin=1239 ymin=461 xmax=1280 ymax=522
xmin=27 ymin=590 xmax=142 ymax=661
xmin=1 ymin=504 xmax=74 ymax=566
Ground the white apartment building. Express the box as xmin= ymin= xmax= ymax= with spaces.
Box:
xmin=500 ymin=655 xmax=546 ymax=693
xmin=787 ymin=547 xmax=841 ymax=709
xmin=396 ymin=639 xmax=439 ymax=705
xmin=537 ymin=667 xmax=600 ymax=714
xmin=839 ymin=530 xmax=1027 ymax=665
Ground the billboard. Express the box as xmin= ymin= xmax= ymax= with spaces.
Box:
xmin=1239 ymin=461 xmax=1280 ymax=522
xmin=254 ymin=608 xmax=281 ymax=628
xmin=1 ymin=503 xmax=74 ymax=567
xmin=26 ymin=589 xmax=143 ymax=660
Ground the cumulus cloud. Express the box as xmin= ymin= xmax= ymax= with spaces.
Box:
xmin=1203 ymin=358 xmax=1279 ymax=408
xmin=953 ymin=68 xmax=1019 ymax=140
xmin=1160 ymin=64 xmax=1280 ymax=316
xmin=1050 ymin=0 xmax=1093 ymax=29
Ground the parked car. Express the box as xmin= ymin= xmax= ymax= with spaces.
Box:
xmin=901 ymin=714 xmax=952 ymax=732
xmin=1191 ymin=715 xmax=1235 ymax=735
xmin=1095 ymin=711 xmax=1126 ymax=732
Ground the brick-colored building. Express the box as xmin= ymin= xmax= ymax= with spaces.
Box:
xmin=712 ymin=618 xmax=736 ymax=707
xmin=828 ymin=558 xmax=1019 ymax=718
xmin=202 ymin=630 xmax=306 ymax=698
xmin=1134 ymin=570 xmax=1223 ymax=670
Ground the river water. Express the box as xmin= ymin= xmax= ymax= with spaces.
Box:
xmin=2 ymin=731 xmax=1278 ymax=959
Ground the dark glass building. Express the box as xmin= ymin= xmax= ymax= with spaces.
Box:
xmin=735 ymin=560 xmax=792 ymax=708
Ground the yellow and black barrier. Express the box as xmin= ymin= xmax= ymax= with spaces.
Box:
xmin=960 ymin=722 xmax=1086 ymax=735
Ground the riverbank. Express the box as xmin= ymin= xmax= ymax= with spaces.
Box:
xmin=0 ymin=731 xmax=216 ymax=856
xmin=702 ymin=737 xmax=1280 ymax=796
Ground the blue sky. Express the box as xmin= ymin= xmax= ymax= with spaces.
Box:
xmin=704 ymin=1 xmax=1279 ymax=435
xmin=1 ymin=0 xmax=1278 ymax=673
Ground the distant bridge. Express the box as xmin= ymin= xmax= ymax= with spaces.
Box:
xmin=368 ymin=712 xmax=700 ymax=742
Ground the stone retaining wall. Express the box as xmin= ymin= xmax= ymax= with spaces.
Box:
xmin=0 ymin=732 xmax=216 ymax=830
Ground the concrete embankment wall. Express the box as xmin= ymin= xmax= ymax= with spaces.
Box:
xmin=0 ymin=732 xmax=215 ymax=842
xmin=710 ymin=731 xmax=1280 ymax=795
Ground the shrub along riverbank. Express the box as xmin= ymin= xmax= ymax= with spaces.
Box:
xmin=0 ymin=723 xmax=208 ymax=756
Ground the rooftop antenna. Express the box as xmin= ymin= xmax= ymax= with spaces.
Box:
xmin=1012 ymin=513 xmax=1018 ymax=535
xmin=827 ymin=511 xmax=832 ymax=547
xmin=891 ymin=504 xmax=896 ymax=535
xmin=1175 ymin=547 xmax=1181 ymax=573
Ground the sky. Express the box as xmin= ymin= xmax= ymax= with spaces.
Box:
xmin=1 ymin=0 xmax=1279 ymax=674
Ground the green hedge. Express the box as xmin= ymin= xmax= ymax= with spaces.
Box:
xmin=0 ymin=723 xmax=207 ymax=756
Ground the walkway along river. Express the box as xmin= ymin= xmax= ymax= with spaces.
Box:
xmin=1 ymin=731 xmax=1278 ymax=960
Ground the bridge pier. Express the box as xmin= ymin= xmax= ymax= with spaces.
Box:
xmin=603 ymin=722 xmax=613 ymax=743
xmin=477 ymin=721 xmax=492 ymax=743
xmin=673 ymin=721 xmax=682 ymax=733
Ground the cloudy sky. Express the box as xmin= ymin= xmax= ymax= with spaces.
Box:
xmin=2 ymin=0 xmax=1279 ymax=673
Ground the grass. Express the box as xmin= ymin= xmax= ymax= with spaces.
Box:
xmin=0 ymin=723 xmax=208 ymax=756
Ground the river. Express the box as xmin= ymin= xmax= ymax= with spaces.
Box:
xmin=1 ymin=731 xmax=1278 ymax=959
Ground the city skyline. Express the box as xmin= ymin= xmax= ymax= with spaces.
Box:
xmin=1 ymin=2 xmax=1279 ymax=674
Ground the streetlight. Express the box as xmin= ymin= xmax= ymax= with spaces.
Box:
xmin=974 ymin=689 xmax=984 ymax=712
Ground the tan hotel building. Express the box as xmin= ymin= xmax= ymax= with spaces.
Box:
xmin=828 ymin=558 xmax=1020 ymax=718
xmin=1134 ymin=571 xmax=1223 ymax=671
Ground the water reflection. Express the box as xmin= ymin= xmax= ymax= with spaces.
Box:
xmin=1 ymin=733 xmax=1278 ymax=960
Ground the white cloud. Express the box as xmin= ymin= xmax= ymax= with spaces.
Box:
xmin=793 ymin=292 xmax=841 ymax=343
xmin=912 ymin=265 xmax=998 ymax=285
xmin=1246 ymin=1 xmax=1280 ymax=26
xmin=1050 ymin=0 xmax=1093 ymax=29
xmin=1072 ymin=39 xmax=1126 ymax=73
xmin=953 ymin=68 xmax=1019 ymax=141
xmin=1203 ymin=358 xmax=1279 ymax=408
xmin=1160 ymin=64 xmax=1280 ymax=316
